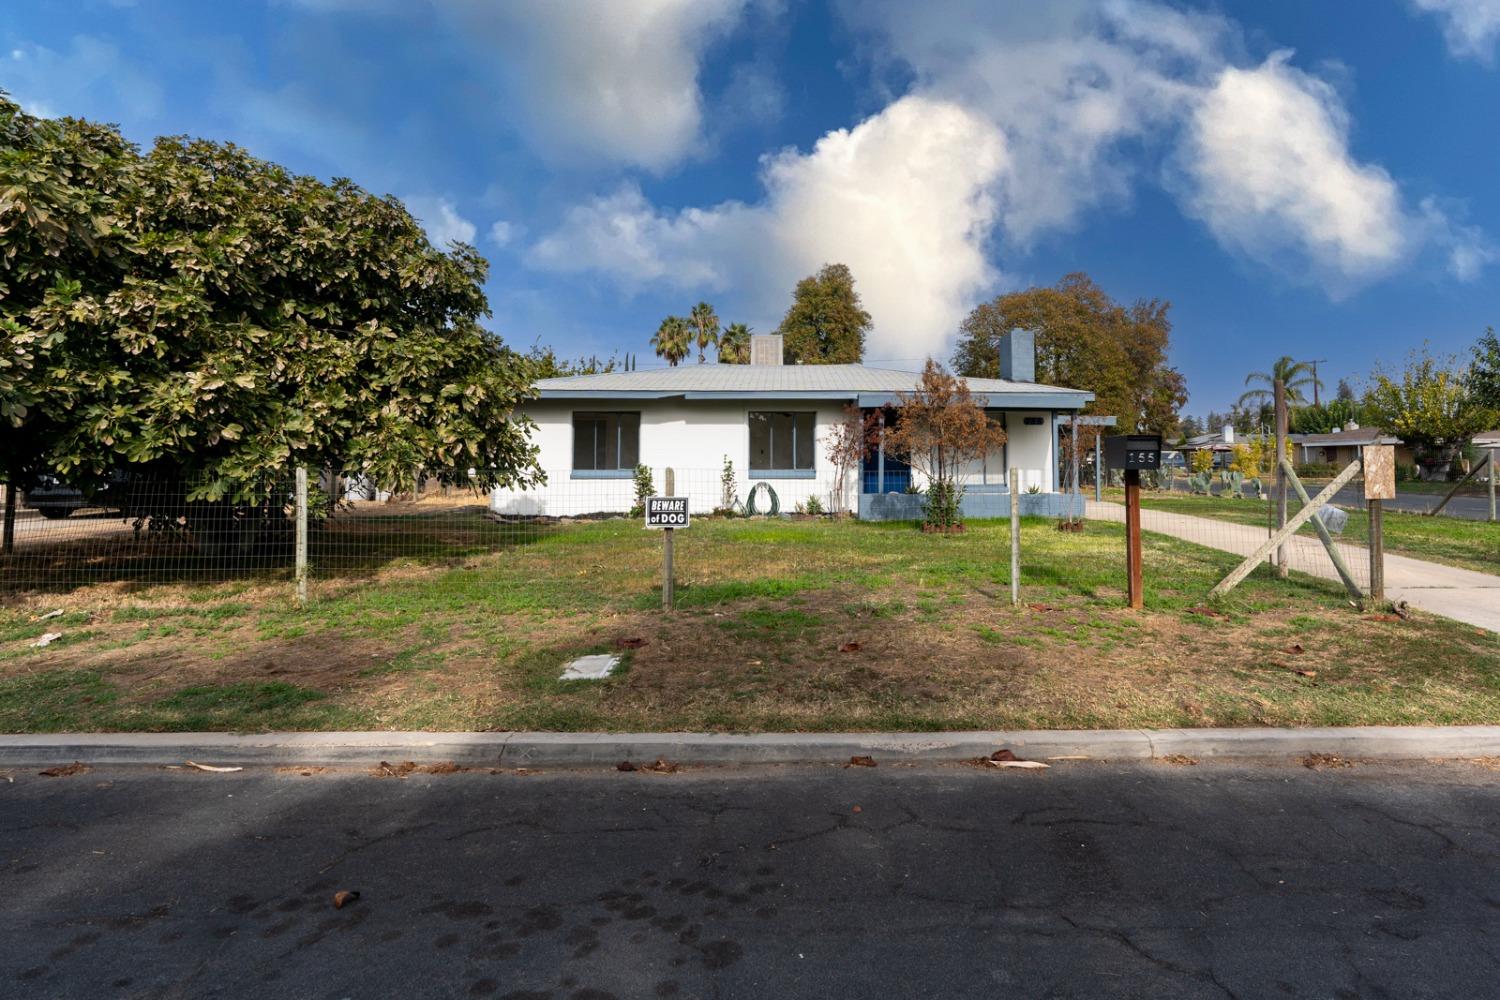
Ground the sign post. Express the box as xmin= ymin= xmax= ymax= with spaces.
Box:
xmin=1104 ymin=435 xmax=1162 ymax=609
xmin=645 ymin=492 xmax=689 ymax=610
xmin=1363 ymin=445 xmax=1395 ymax=603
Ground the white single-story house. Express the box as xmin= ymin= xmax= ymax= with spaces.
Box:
xmin=490 ymin=332 xmax=1094 ymax=520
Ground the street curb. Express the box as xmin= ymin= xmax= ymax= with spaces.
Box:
xmin=2 ymin=726 xmax=1500 ymax=768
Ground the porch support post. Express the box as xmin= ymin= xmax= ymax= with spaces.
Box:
xmin=1050 ymin=411 xmax=1060 ymax=492
xmin=1094 ymin=431 xmax=1102 ymax=503
xmin=877 ymin=409 xmax=885 ymax=493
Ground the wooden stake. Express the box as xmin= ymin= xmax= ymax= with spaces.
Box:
xmin=1 ymin=481 xmax=15 ymax=555
xmin=1094 ymin=433 xmax=1102 ymax=503
xmin=1280 ymin=459 xmax=1363 ymax=602
xmin=1009 ymin=468 xmax=1021 ymax=606
xmin=663 ymin=467 xmax=675 ymax=611
xmin=1125 ymin=468 xmax=1143 ymax=609
xmin=1210 ymin=457 xmax=1363 ymax=597
xmin=1274 ymin=378 xmax=1288 ymax=578
xmin=1368 ymin=498 xmax=1384 ymax=602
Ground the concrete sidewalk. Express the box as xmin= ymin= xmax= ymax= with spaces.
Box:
xmin=4 ymin=725 xmax=1500 ymax=768
xmin=1086 ymin=499 xmax=1500 ymax=633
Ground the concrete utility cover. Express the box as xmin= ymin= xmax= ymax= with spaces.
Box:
xmin=560 ymin=654 xmax=621 ymax=681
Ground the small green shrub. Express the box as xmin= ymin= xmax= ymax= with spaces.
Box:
xmin=923 ymin=478 xmax=963 ymax=529
xmin=629 ymin=464 xmax=654 ymax=518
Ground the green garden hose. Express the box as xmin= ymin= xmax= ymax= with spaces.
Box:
xmin=746 ymin=482 xmax=780 ymax=516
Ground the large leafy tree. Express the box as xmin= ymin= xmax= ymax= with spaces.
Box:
xmin=1471 ymin=327 xmax=1500 ymax=415
xmin=776 ymin=263 xmax=869 ymax=364
xmin=952 ymin=273 xmax=1186 ymax=435
xmin=1238 ymin=356 xmax=1321 ymax=409
xmin=688 ymin=301 xmax=720 ymax=364
xmin=650 ymin=315 xmax=690 ymax=366
xmin=1364 ymin=346 xmax=1496 ymax=474
xmin=0 ymin=96 xmax=541 ymax=502
xmin=718 ymin=322 xmax=751 ymax=364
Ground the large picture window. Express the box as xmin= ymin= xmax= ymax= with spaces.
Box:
xmin=749 ymin=411 xmax=815 ymax=476
xmin=573 ymin=412 xmax=640 ymax=474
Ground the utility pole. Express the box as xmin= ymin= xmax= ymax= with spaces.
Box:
xmin=1307 ymin=359 xmax=1328 ymax=407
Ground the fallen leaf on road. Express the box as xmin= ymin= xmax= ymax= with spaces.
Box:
xmin=39 ymin=762 xmax=90 ymax=777
xmin=987 ymin=748 xmax=1018 ymax=762
xmin=845 ymin=755 xmax=877 ymax=768
xmin=616 ymin=760 xmax=637 ymax=772
xmin=838 ymin=641 xmax=861 ymax=653
xmin=372 ymin=761 xmax=417 ymax=778
xmin=30 ymin=632 xmax=63 ymax=648
xmin=641 ymin=757 xmax=679 ymax=774
xmin=332 ymin=890 xmax=360 ymax=909
xmin=417 ymin=761 xmax=463 ymax=774
xmin=185 ymin=761 xmax=243 ymax=773
xmin=1161 ymin=754 xmax=1198 ymax=766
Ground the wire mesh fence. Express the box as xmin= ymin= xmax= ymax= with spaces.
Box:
xmin=1 ymin=460 xmax=1402 ymax=602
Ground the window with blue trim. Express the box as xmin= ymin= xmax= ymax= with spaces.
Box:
xmin=749 ymin=411 xmax=815 ymax=475
xmin=572 ymin=412 xmax=639 ymax=472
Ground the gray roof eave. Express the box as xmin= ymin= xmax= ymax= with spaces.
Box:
xmin=858 ymin=390 xmax=1093 ymax=410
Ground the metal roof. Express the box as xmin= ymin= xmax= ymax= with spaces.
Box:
xmin=533 ymin=363 xmax=1092 ymax=408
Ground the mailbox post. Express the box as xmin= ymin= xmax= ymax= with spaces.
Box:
xmin=1104 ymin=435 xmax=1162 ymax=609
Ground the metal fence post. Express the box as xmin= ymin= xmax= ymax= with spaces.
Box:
xmin=2 ymin=482 xmax=15 ymax=555
xmin=295 ymin=467 xmax=308 ymax=607
xmin=1009 ymin=468 xmax=1021 ymax=606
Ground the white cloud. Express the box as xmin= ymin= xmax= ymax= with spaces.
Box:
xmin=3 ymin=37 xmax=163 ymax=121
xmin=530 ymin=95 xmax=1007 ymax=361
xmin=403 ymin=195 xmax=476 ymax=247
xmin=531 ymin=1 xmax=1488 ymax=357
xmin=1175 ymin=53 xmax=1409 ymax=291
xmin=488 ymin=220 xmax=520 ymax=247
xmin=1411 ymin=0 xmax=1500 ymax=60
xmin=441 ymin=0 xmax=751 ymax=171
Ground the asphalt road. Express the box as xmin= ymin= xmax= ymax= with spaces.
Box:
xmin=3 ymin=760 xmax=1500 ymax=999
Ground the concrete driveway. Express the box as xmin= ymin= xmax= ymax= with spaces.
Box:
xmin=3 ymin=761 xmax=1499 ymax=999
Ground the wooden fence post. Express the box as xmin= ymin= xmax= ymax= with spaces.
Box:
xmin=2 ymin=482 xmax=15 ymax=555
xmin=662 ymin=467 xmax=675 ymax=611
xmin=1368 ymin=498 xmax=1384 ymax=602
xmin=1491 ymin=447 xmax=1497 ymax=523
xmin=1125 ymin=468 xmax=1143 ymax=609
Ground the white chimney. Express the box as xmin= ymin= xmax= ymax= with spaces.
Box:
xmin=1344 ymin=420 xmax=1359 ymax=431
xmin=1222 ymin=425 xmax=1235 ymax=445
xmin=750 ymin=334 xmax=784 ymax=366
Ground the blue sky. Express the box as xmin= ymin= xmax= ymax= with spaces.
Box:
xmin=3 ymin=0 xmax=1498 ymax=414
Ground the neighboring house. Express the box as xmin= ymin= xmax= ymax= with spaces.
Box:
xmin=1297 ymin=426 xmax=1410 ymax=468
xmin=491 ymin=332 xmax=1094 ymax=520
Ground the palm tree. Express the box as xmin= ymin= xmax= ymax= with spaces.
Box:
xmin=1238 ymin=356 xmax=1323 ymax=409
xmin=688 ymin=301 xmax=720 ymax=364
xmin=651 ymin=316 xmax=691 ymax=367
xmin=718 ymin=322 xmax=751 ymax=364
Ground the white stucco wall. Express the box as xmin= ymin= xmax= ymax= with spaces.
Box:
xmin=492 ymin=400 xmax=1061 ymax=517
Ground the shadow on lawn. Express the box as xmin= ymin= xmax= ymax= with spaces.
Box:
xmin=0 ymin=505 xmax=560 ymax=599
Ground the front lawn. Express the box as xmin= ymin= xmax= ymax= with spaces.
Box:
xmin=1112 ymin=489 xmax=1500 ymax=576
xmin=2 ymin=515 xmax=1495 ymax=733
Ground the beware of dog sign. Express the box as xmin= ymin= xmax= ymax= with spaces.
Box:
xmin=644 ymin=496 xmax=689 ymax=529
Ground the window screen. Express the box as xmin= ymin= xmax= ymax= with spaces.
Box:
xmin=749 ymin=411 xmax=815 ymax=472
xmin=572 ymin=412 xmax=640 ymax=470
